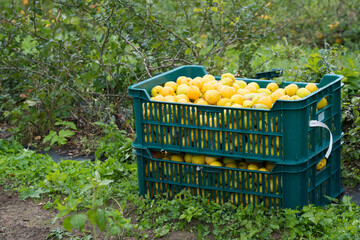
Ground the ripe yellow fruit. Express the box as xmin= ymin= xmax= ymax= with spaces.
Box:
xmin=164 ymin=95 xmax=176 ymax=102
xmin=244 ymin=93 xmax=258 ymax=101
xmin=316 ymin=158 xmax=327 ymax=170
xmin=205 ymin=156 xmax=218 ymax=164
xmin=266 ymin=82 xmax=279 ymax=92
xmin=192 ymin=155 xmax=206 ymax=164
xmin=153 ymin=95 xmax=166 ymax=101
xmin=242 ymin=100 xmax=254 ymax=108
xmin=257 ymin=96 xmax=273 ymax=109
xmin=223 ymin=158 xmax=236 ymax=164
xmin=225 ymin=163 xmax=237 ymax=168
xmin=284 ymin=83 xmax=299 ymax=96
xmin=221 ymin=73 xmax=235 ymax=82
xmin=175 ymin=94 xmax=189 ymax=102
xmin=203 ymin=74 xmax=215 ymax=82
xmin=270 ymin=91 xmax=285 ymax=103
xmin=176 ymin=76 xmax=189 ymax=85
xmin=231 ymin=103 xmax=242 ymax=108
xmin=171 ymin=155 xmax=184 ymax=162
xmin=190 ymin=78 xmax=203 ymax=90
xmin=220 ymin=86 xmax=236 ymax=98
xmin=232 ymin=83 xmax=240 ymax=91
xmin=248 ymin=82 xmax=260 ymax=90
xmin=177 ymin=98 xmax=188 ymax=104
xmin=258 ymin=168 xmax=268 ymax=184
xmin=209 ymin=161 xmax=222 ymax=167
xmin=176 ymin=84 xmax=189 ymax=95
xmin=187 ymin=86 xmax=201 ymax=101
xmin=275 ymin=88 xmax=286 ymax=95
xmin=305 ymin=83 xmax=318 ymax=93
xmin=248 ymin=161 xmax=263 ymax=168
xmin=237 ymin=162 xmax=248 ymax=169
xmin=161 ymin=86 xmax=175 ymax=96
xmin=296 ymin=88 xmax=311 ymax=98
xmin=201 ymin=82 xmax=215 ymax=93
xmin=244 ymin=84 xmax=257 ymax=93
xmin=257 ymin=88 xmax=272 ymax=95
xmin=184 ymin=154 xmax=193 ymax=163
xmin=235 ymin=80 xmax=247 ymax=89
xmin=230 ymin=194 xmax=242 ymax=205
xmin=278 ymin=95 xmax=292 ymax=101
xmin=253 ymin=103 xmax=269 ymax=110
xmin=164 ymin=81 xmax=178 ymax=91
xmin=221 ymin=77 xmax=234 ymax=86
xmin=230 ymin=94 xmax=245 ymax=105
xmin=252 ymin=95 xmax=261 ymax=105
xmin=292 ymin=95 xmax=301 ymax=100
xmin=204 ymin=90 xmax=221 ymax=105
xmin=237 ymin=88 xmax=251 ymax=96
xmin=247 ymin=164 xmax=259 ymax=171
xmin=217 ymin=98 xmax=231 ymax=106
xmin=213 ymin=82 xmax=223 ymax=91
xmin=317 ymin=98 xmax=328 ymax=110
xmin=195 ymin=99 xmax=209 ymax=105
xmin=151 ymin=85 xmax=162 ymax=97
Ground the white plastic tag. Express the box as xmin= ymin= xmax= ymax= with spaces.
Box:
xmin=196 ymin=166 xmax=203 ymax=171
xmin=318 ymin=111 xmax=325 ymax=121
xmin=309 ymin=120 xmax=333 ymax=159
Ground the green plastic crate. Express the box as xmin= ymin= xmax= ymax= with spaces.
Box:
xmin=134 ymin=138 xmax=343 ymax=209
xmin=129 ymin=65 xmax=343 ymax=164
xmin=255 ymin=68 xmax=283 ymax=79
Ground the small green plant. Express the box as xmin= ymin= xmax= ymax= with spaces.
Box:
xmin=43 ymin=120 xmax=77 ymax=149
xmin=94 ymin=121 xmax=133 ymax=162
xmin=54 ymin=170 xmax=132 ymax=239
xmin=46 ymin=228 xmax=72 ymax=240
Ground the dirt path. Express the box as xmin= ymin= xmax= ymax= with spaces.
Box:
xmin=0 ymin=187 xmax=58 ymax=240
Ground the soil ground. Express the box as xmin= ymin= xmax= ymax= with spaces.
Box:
xmin=0 ymin=186 xmax=198 ymax=240
xmin=0 ymin=187 xmax=58 ymax=240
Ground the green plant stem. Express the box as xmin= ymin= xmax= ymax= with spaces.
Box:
xmin=92 ymin=187 xmax=97 ymax=240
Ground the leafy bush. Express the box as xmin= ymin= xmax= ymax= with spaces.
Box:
xmin=269 ymin=0 xmax=360 ymax=48
xmin=0 ymin=0 xmax=275 ymax=143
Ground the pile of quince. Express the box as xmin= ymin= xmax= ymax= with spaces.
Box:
xmin=150 ymin=73 xmax=327 ymax=110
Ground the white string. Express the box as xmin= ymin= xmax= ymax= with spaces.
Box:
xmin=309 ymin=120 xmax=333 ymax=159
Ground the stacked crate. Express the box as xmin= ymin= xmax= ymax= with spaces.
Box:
xmin=128 ymin=65 xmax=343 ymax=209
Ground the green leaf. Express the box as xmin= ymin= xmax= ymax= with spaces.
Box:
xmin=58 ymin=129 xmax=75 ymax=138
xmin=43 ymin=130 xmax=57 ymax=143
xmin=110 ymin=225 xmax=122 ymax=235
xmin=71 ymin=16 xmax=81 ymax=25
xmin=211 ymin=7 xmax=218 ymax=12
xmin=98 ymin=179 xmax=114 ymax=186
xmin=95 ymin=209 xmax=107 ymax=231
xmin=80 ymin=184 xmax=92 ymax=194
xmin=50 ymin=135 xmax=61 ymax=146
xmin=87 ymin=209 xmax=95 ymax=225
xmin=19 ymin=188 xmax=48 ymax=200
xmin=70 ymin=214 xmax=87 ymax=231
xmin=21 ymin=35 xmax=38 ymax=54
xmin=63 ymin=217 xmax=73 ymax=232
